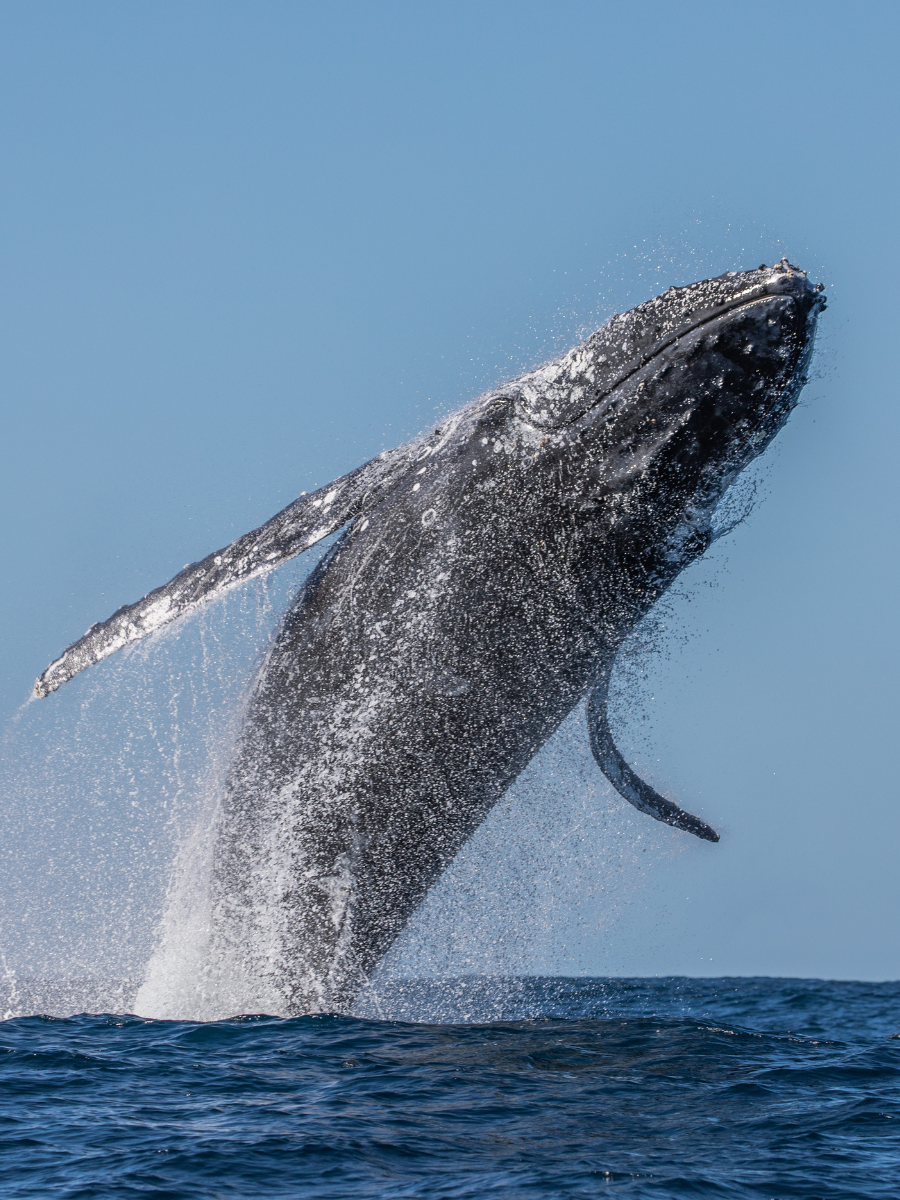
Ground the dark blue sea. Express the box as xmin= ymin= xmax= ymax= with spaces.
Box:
xmin=2 ymin=976 xmax=898 ymax=1199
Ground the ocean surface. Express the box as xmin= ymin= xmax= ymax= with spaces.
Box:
xmin=2 ymin=976 xmax=899 ymax=1198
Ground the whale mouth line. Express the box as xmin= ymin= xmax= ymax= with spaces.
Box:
xmin=541 ymin=286 xmax=821 ymax=431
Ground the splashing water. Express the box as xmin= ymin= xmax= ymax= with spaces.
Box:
xmin=0 ymin=554 xmax=311 ymax=1017
xmin=0 ymin=469 xmax=768 ymax=1022
xmin=0 ymin=534 xmax=686 ymax=1021
xmin=136 ymin=702 xmax=678 ymax=1022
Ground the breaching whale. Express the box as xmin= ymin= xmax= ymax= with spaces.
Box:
xmin=36 ymin=261 xmax=824 ymax=1013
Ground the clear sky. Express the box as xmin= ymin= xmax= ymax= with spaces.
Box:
xmin=1 ymin=1 xmax=898 ymax=984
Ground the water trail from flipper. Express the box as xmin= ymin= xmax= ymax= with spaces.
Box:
xmin=0 ymin=554 xmax=314 ymax=1018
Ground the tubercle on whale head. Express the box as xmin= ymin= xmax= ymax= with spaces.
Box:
xmin=513 ymin=260 xmax=825 ymax=433
xmin=525 ymin=264 xmax=823 ymax=509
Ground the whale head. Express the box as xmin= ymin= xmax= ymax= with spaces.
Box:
xmin=512 ymin=260 xmax=825 ymax=539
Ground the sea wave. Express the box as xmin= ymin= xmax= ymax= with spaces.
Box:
xmin=1 ymin=976 xmax=898 ymax=1198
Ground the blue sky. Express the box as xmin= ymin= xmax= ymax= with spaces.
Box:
xmin=1 ymin=1 xmax=898 ymax=982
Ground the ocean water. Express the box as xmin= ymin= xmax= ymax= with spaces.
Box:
xmin=2 ymin=976 xmax=898 ymax=1199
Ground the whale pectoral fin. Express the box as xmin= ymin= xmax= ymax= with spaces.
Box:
xmin=586 ymin=677 xmax=719 ymax=843
xmin=34 ymin=448 xmax=413 ymax=698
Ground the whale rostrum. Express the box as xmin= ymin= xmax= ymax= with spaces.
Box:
xmin=35 ymin=261 xmax=825 ymax=1013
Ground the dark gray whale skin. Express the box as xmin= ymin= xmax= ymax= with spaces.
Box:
xmin=35 ymin=261 xmax=824 ymax=1013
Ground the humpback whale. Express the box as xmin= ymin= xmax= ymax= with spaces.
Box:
xmin=36 ymin=261 xmax=824 ymax=1013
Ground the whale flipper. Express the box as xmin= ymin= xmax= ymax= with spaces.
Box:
xmin=587 ymin=672 xmax=719 ymax=842
xmin=34 ymin=448 xmax=414 ymax=698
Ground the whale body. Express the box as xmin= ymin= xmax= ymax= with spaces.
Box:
xmin=36 ymin=261 xmax=825 ymax=1012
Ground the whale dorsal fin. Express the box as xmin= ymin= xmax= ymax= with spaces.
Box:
xmin=586 ymin=670 xmax=719 ymax=842
xmin=34 ymin=447 xmax=414 ymax=698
